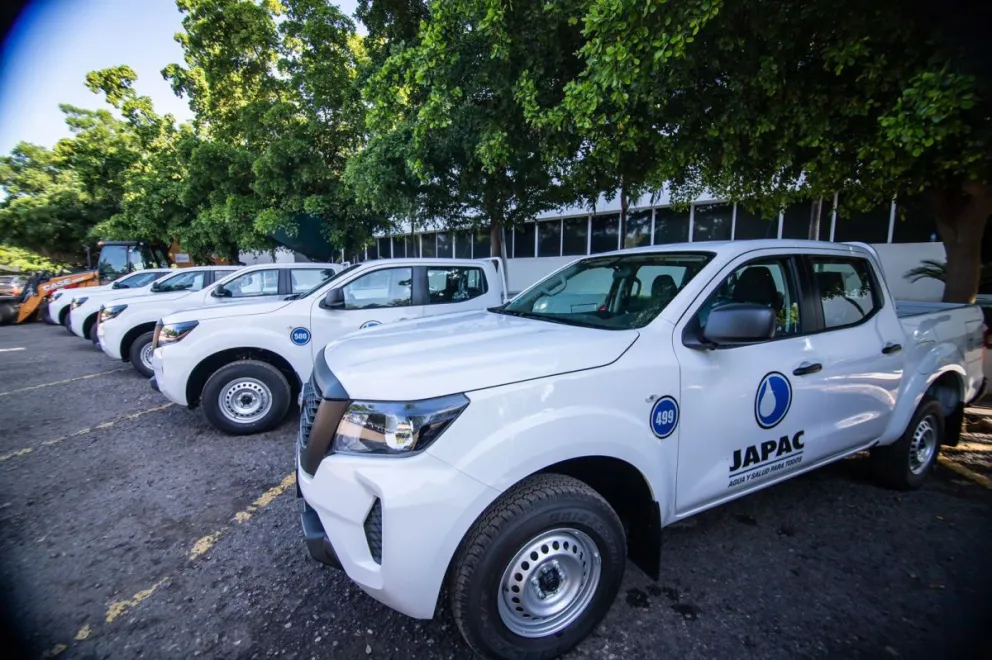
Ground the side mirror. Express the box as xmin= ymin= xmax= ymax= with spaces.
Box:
xmin=687 ymin=303 xmax=776 ymax=349
xmin=211 ymin=285 xmax=232 ymax=298
xmin=319 ymin=287 xmax=345 ymax=310
xmin=150 ymin=282 xmax=161 ymax=292
xmin=111 ymin=281 xmax=121 ymax=289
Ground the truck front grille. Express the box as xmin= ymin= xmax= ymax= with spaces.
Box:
xmin=364 ymin=499 xmax=383 ymax=564
xmin=298 ymin=373 xmax=322 ymax=450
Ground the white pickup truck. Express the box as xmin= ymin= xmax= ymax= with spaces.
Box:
xmin=150 ymin=258 xmax=507 ymax=435
xmin=295 ymin=239 xmax=987 ymax=660
xmin=97 ymin=263 xmax=340 ymax=377
xmin=46 ymin=268 xmax=173 ymax=328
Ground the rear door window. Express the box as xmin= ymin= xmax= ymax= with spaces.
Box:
xmin=427 ymin=266 xmax=488 ymax=304
xmin=811 ymin=257 xmax=880 ymax=329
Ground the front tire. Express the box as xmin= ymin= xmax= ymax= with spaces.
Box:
xmin=128 ymin=331 xmax=155 ymax=378
xmin=870 ymin=396 xmax=944 ymax=490
xmin=201 ymin=360 xmax=292 ymax=435
xmin=449 ymin=474 xmax=626 ymax=660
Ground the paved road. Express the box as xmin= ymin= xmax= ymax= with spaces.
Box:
xmin=1 ymin=322 xmax=991 ymax=659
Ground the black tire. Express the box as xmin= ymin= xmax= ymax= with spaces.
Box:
xmin=201 ymin=360 xmax=292 ymax=435
xmin=60 ymin=307 xmax=70 ymax=327
xmin=0 ymin=303 xmax=16 ymax=326
xmin=448 ymin=474 xmax=626 ymax=660
xmin=128 ymin=331 xmax=155 ymax=378
xmin=91 ymin=325 xmax=101 ymax=349
xmin=870 ymin=396 xmax=944 ymax=490
xmin=82 ymin=314 xmax=97 ymax=341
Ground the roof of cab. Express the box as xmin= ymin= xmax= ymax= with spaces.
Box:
xmin=598 ymin=239 xmax=874 ymax=258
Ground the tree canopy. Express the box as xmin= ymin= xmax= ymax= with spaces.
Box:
xmin=0 ymin=0 xmax=989 ymax=299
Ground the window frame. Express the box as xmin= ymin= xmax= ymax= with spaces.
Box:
xmin=341 ymin=266 xmax=416 ymax=310
xmin=424 ymin=265 xmax=489 ymax=306
xmin=800 ymin=255 xmax=885 ymax=333
xmin=680 ymin=254 xmax=815 ymax=349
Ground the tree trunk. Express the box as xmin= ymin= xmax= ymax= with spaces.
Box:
xmin=808 ymin=197 xmax=822 ymax=240
xmin=489 ymin=218 xmax=504 ymax=258
xmin=620 ymin=185 xmax=629 ymax=249
xmin=929 ymin=183 xmax=992 ymax=303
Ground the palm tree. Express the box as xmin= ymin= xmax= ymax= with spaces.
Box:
xmin=905 ymin=259 xmax=992 ymax=292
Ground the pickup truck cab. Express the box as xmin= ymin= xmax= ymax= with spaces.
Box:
xmin=64 ymin=268 xmax=178 ymax=340
xmin=295 ymin=240 xmax=986 ymax=660
xmin=98 ymin=263 xmax=339 ymax=377
xmin=151 ymin=257 xmax=506 ymax=435
xmin=48 ymin=268 xmax=172 ymax=328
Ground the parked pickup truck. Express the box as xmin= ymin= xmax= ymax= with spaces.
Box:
xmin=48 ymin=268 xmax=173 ymax=328
xmin=98 ymin=263 xmax=340 ymax=377
xmin=64 ymin=268 xmax=178 ymax=339
xmin=150 ymin=258 xmax=507 ymax=435
xmin=295 ymin=239 xmax=987 ymax=660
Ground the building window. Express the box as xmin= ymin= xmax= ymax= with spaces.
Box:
xmin=473 ymin=230 xmax=492 ymax=258
xmin=454 ymin=231 xmax=472 ymax=258
xmin=436 ymin=232 xmax=453 ymax=258
xmin=691 ymin=202 xmax=733 ymax=241
xmin=538 ymin=220 xmax=562 ymax=257
xmin=653 ymin=207 xmax=690 ymax=244
xmin=377 ymin=237 xmax=391 ymax=259
xmin=624 ymin=209 xmax=652 ymax=248
xmin=892 ymin=196 xmax=939 ymax=243
xmin=590 ymin=213 xmax=620 ymax=253
xmin=512 ymin=223 xmax=536 ymax=258
xmin=734 ymin=205 xmax=779 ymax=240
xmin=420 ymin=232 xmax=437 ymax=257
xmin=781 ymin=200 xmax=832 ymax=240
xmin=562 ymin=216 xmax=589 ymax=256
xmin=833 ymin=201 xmax=891 ymax=243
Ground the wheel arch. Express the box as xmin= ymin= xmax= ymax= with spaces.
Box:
xmin=120 ymin=321 xmax=158 ymax=362
xmin=58 ymin=305 xmax=70 ymax=325
xmin=82 ymin=311 xmax=99 ymax=339
xmin=186 ymin=347 xmax=302 ymax=408
xmin=926 ymin=369 xmax=965 ymax=447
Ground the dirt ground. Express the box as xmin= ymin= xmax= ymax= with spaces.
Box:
xmin=1 ymin=322 xmax=991 ymax=659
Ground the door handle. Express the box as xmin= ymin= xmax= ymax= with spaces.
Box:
xmin=793 ymin=362 xmax=822 ymax=376
xmin=882 ymin=342 xmax=902 ymax=354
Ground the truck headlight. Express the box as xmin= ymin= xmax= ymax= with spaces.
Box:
xmin=100 ymin=304 xmax=128 ymax=321
xmin=331 ymin=394 xmax=469 ymax=456
xmin=70 ymin=297 xmax=88 ymax=309
xmin=52 ymin=291 xmax=63 ymax=301
xmin=157 ymin=320 xmax=199 ymax=346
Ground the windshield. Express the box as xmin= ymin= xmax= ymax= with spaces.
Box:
xmin=500 ymin=252 xmax=713 ymax=330
xmin=293 ymin=264 xmax=359 ymax=299
xmin=154 ymin=270 xmax=205 ymax=292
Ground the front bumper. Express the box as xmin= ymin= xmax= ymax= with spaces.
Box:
xmin=296 ymin=447 xmax=499 ymax=620
xmin=97 ymin=321 xmax=123 ymax=360
xmin=968 ymin=377 xmax=988 ymax=405
xmin=150 ymin=348 xmax=190 ymax=406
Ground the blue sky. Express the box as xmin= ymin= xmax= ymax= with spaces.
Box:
xmin=0 ymin=0 xmax=360 ymax=155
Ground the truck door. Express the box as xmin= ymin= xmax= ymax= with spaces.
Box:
xmin=307 ymin=265 xmax=425 ymax=361
xmin=672 ymin=253 xmax=820 ymax=516
xmin=799 ymin=254 xmax=903 ymax=452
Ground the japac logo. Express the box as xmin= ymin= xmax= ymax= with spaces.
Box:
xmin=754 ymin=372 xmax=791 ymax=429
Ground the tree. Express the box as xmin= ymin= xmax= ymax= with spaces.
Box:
xmin=467 ymin=0 xmax=991 ymax=301
xmin=346 ymin=0 xmax=590 ymax=258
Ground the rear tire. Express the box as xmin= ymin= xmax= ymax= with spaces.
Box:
xmin=201 ymin=360 xmax=292 ymax=435
xmin=448 ymin=474 xmax=626 ymax=660
xmin=60 ymin=307 xmax=70 ymax=327
xmin=91 ymin=326 xmax=101 ymax=350
xmin=870 ymin=396 xmax=944 ymax=490
xmin=128 ymin=331 xmax=156 ymax=378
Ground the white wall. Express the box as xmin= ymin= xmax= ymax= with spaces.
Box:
xmin=504 ymin=241 xmax=948 ymax=301
xmin=238 ymin=248 xmax=298 ymax=265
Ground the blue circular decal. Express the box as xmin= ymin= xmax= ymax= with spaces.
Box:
xmin=290 ymin=327 xmax=311 ymax=346
xmin=755 ymin=372 xmax=792 ymax=429
xmin=650 ymin=396 xmax=679 ymax=439
xmin=360 ymin=320 xmax=382 ymax=329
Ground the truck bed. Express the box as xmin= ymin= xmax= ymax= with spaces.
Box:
xmin=894 ymin=300 xmax=975 ymax=318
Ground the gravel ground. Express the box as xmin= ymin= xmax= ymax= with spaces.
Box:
xmin=1 ymin=322 xmax=991 ymax=660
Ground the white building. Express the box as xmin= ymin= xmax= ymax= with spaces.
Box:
xmin=360 ymin=191 xmax=949 ymax=301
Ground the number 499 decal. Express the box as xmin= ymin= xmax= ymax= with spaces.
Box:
xmin=650 ymin=396 xmax=679 ymax=439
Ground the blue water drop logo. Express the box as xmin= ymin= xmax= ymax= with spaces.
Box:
xmin=754 ymin=372 xmax=792 ymax=429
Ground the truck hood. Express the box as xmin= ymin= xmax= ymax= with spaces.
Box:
xmin=322 ymin=310 xmax=639 ymax=401
xmin=74 ymin=285 xmax=153 ymax=303
xmin=162 ymin=297 xmax=294 ymax=324
xmin=108 ymin=290 xmax=195 ymax=308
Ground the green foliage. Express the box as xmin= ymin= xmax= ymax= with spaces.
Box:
xmin=0 ymin=245 xmax=67 ymax=273
xmin=905 ymin=259 xmax=992 ymax=290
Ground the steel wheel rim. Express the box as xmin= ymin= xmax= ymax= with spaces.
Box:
xmin=497 ymin=528 xmax=602 ymax=638
xmin=140 ymin=343 xmax=154 ymax=370
xmin=909 ymin=414 xmax=938 ymax=475
xmin=219 ymin=378 xmax=273 ymax=424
